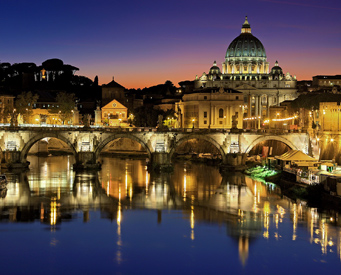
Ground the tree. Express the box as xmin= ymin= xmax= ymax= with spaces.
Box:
xmin=15 ymin=91 xmax=39 ymax=123
xmin=49 ymin=92 xmax=75 ymax=125
xmin=132 ymin=106 xmax=164 ymax=127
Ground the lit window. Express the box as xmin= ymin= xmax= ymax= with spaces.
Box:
xmin=219 ymin=108 xmax=224 ymax=118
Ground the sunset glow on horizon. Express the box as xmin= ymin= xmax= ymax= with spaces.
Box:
xmin=1 ymin=0 xmax=340 ymax=89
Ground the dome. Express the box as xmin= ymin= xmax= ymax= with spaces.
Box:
xmin=225 ymin=17 xmax=266 ymax=59
xmin=270 ymin=61 xmax=283 ymax=75
xmin=209 ymin=61 xmax=221 ymax=75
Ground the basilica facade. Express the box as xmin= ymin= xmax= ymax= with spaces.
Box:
xmin=194 ymin=17 xmax=297 ymax=123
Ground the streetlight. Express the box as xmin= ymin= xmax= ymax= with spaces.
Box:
xmin=192 ymin=119 xmax=195 ymax=129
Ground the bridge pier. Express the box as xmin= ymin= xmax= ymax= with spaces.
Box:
xmin=150 ymin=152 xmax=173 ymax=172
xmin=220 ymin=153 xmax=247 ymax=171
xmin=1 ymin=150 xmax=29 ymax=171
xmin=73 ymin=152 xmax=101 ymax=171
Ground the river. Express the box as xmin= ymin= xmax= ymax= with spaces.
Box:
xmin=0 ymin=156 xmax=340 ymax=274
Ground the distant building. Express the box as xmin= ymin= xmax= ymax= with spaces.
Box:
xmin=101 ymin=77 xmax=126 ymax=106
xmin=0 ymin=94 xmax=15 ymax=123
xmin=194 ymin=17 xmax=297 ymax=124
xmin=101 ymin=99 xmax=128 ymax=126
xmin=313 ymin=75 xmax=341 ymax=89
xmin=175 ymin=87 xmax=244 ymax=129
xmin=319 ymin=102 xmax=341 ymax=131
xmin=35 ymin=58 xmax=79 ymax=82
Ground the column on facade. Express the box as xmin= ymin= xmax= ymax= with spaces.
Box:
xmin=258 ymin=96 xmax=262 ymax=129
xmin=258 ymin=96 xmax=262 ymax=119
xmin=261 ymin=62 xmax=264 ymax=74
xmin=255 ymin=96 xmax=259 ymax=117
xmin=225 ymin=106 xmax=228 ymax=128
xmin=248 ymin=63 xmax=252 ymax=74
xmin=228 ymin=106 xmax=232 ymax=128
xmin=211 ymin=106 xmax=215 ymax=126
xmin=247 ymin=94 xmax=252 ymax=118
xmin=238 ymin=106 xmax=243 ymax=128
xmin=266 ymin=95 xmax=270 ymax=118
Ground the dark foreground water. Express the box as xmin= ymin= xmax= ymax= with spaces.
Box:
xmin=0 ymin=156 xmax=341 ymax=274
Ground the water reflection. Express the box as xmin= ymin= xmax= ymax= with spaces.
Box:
xmin=1 ymin=156 xmax=341 ymax=268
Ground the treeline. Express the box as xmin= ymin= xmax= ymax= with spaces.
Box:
xmin=0 ymin=59 xmax=100 ymax=101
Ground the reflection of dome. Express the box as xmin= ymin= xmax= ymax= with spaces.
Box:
xmin=225 ymin=16 xmax=266 ymax=59
xmin=270 ymin=61 xmax=283 ymax=75
xmin=208 ymin=61 xmax=221 ymax=75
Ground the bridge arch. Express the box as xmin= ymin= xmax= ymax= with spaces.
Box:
xmin=20 ymin=133 xmax=77 ymax=162
xmin=95 ymin=133 xmax=152 ymax=160
xmin=244 ymin=135 xmax=298 ymax=154
xmin=169 ymin=134 xmax=226 ymax=163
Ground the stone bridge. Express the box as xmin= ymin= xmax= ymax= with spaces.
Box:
xmin=0 ymin=126 xmax=312 ymax=170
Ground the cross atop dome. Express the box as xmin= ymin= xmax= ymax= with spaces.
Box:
xmin=241 ymin=16 xmax=251 ymax=34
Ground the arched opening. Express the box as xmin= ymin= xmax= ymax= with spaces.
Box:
xmin=219 ymin=108 xmax=224 ymax=118
xmin=98 ymin=137 xmax=149 ymax=160
xmin=170 ymin=136 xmax=225 ymax=164
xmin=248 ymin=139 xmax=291 ymax=157
xmin=21 ymin=135 xmax=77 ymax=173
xmin=28 ymin=138 xmax=74 ymax=157
xmin=21 ymin=134 xmax=77 ymax=163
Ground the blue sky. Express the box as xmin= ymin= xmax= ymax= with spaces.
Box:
xmin=1 ymin=0 xmax=340 ymax=88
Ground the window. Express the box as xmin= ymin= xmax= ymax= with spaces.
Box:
xmin=204 ymin=111 xmax=207 ymax=118
xmin=219 ymin=108 xmax=224 ymax=118
xmin=204 ymin=120 xmax=207 ymax=124
xmin=236 ymin=96 xmax=239 ymax=100
xmin=219 ymin=121 xmax=223 ymax=124
xmin=204 ymin=96 xmax=207 ymax=100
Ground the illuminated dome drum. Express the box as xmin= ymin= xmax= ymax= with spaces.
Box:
xmin=222 ymin=16 xmax=269 ymax=75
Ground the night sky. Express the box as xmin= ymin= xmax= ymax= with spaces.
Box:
xmin=1 ymin=0 xmax=340 ymax=88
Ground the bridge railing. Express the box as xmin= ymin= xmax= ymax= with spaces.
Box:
xmin=0 ymin=124 xmax=307 ymax=134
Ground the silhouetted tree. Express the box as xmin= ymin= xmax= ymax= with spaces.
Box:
xmin=93 ymin=76 xmax=98 ymax=86
xmin=133 ymin=106 xmax=165 ymax=127
xmin=15 ymin=91 xmax=39 ymax=123
xmin=49 ymin=92 xmax=76 ymax=125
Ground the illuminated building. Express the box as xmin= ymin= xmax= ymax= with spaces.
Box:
xmin=194 ymin=17 xmax=297 ymax=123
xmin=101 ymin=76 xmax=126 ymax=106
xmin=35 ymin=58 xmax=79 ymax=82
xmin=175 ymin=87 xmax=244 ymax=129
xmin=319 ymin=102 xmax=341 ymax=131
xmin=0 ymin=94 xmax=15 ymax=123
xmin=313 ymin=75 xmax=341 ymax=90
xmin=101 ymin=99 xmax=128 ymax=126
